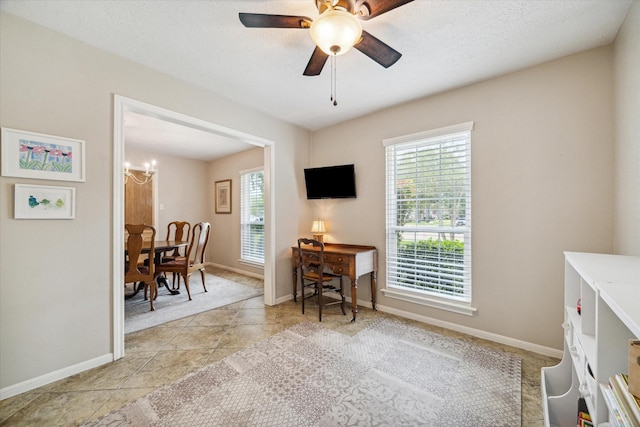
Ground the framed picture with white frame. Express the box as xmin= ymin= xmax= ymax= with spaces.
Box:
xmin=14 ymin=184 xmax=76 ymax=219
xmin=1 ymin=127 xmax=86 ymax=182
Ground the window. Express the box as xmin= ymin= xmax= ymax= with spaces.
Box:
xmin=383 ymin=122 xmax=473 ymax=312
xmin=240 ymin=168 xmax=264 ymax=264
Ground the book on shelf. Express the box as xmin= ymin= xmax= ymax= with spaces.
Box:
xmin=578 ymin=396 xmax=592 ymax=427
xmin=602 ymin=383 xmax=631 ymax=427
xmin=608 ymin=373 xmax=640 ymax=427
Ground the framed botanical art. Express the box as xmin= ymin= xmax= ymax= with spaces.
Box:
xmin=1 ymin=127 xmax=86 ymax=182
xmin=14 ymin=184 xmax=76 ymax=219
xmin=215 ymin=179 xmax=232 ymax=214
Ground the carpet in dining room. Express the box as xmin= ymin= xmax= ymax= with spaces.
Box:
xmin=125 ymin=268 xmax=263 ymax=334
xmin=86 ymin=317 xmax=521 ymax=426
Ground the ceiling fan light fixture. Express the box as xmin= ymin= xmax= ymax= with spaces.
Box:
xmin=309 ymin=9 xmax=362 ymax=56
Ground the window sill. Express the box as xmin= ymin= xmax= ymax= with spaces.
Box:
xmin=381 ymin=287 xmax=477 ymax=316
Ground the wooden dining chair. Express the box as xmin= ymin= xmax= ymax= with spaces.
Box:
xmin=298 ymin=238 xmax=345 ymax=321
xmin=163 ymin=221 xmax=191 ymax=289
xmin=164 ymin=221 xmax=191 ymax=258
xmin=124 ymin=223 xmax=157 ymax=311
xmin=156 ymin=222 xmax=210 ymax=301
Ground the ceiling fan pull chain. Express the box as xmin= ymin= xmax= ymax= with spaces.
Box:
xmin=331 ymin=55 xmax=338 ymax=106
xmin=330 ymin=55 xmax=334 ymax=104
xmin=330 ymin=54 xmax=333 ymax=104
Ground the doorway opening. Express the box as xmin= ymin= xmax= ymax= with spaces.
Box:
xmin=113 ymin=95 xmax=275 ymax=359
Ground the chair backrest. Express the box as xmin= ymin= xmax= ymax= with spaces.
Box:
xmin=297 ymin=237 xmax=325 ymax=277
xmin=125 ymin=223 xmax=156 ymax=283
xmin=186 ymin=222 xmax=210 ymax=268
xmin=165 ymin=221 xmax=191 ymax=256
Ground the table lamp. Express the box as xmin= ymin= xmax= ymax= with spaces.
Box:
xmin=311 ymin=219 xmax=326 ymax=243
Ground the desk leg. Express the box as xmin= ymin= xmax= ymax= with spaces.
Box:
xmin=292 ymin=266 xmax=298 ymax=303
xmin=350 ymin=276 xmax=358 ymax=322
xmin=370 ymin=271 xmax=377 ymax=311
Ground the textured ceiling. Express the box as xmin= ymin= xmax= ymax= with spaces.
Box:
xmin=1 ymin=0 xmax=632 ymax=159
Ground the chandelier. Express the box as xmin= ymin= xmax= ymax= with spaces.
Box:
xmin=124 ymin=160 xmax=156 ymax=185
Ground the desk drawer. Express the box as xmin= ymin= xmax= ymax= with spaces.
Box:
xmin=329 ymin=264 xmax=349 ymax=275
xmin=324 ymin=253 xmax=348 ymax=264
xmin=323 ymin=254 xmax=349 ymax=275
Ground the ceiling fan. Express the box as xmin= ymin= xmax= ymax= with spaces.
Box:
xmin=239 ymin=0 xmax=414 ymax=76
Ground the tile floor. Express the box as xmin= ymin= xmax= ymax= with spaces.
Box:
xmin=0 ymin=271 xmax=558 ymax=426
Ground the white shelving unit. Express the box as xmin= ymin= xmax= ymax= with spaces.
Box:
xmin=542 ymin=252 xmax=640 ymax=427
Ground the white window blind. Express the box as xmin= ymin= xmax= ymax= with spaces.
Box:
xmin=384 ymin=123 xmax=472 ymax=302
xmin=240 ymin=168 xmax=265 ymax=264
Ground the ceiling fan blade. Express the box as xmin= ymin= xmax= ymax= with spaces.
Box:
xmin=239 ymin=13 xmax=312 ymax=29
xmin=303 ymin=47 xmax=329 ymax=76
xmin=354 ymin=30 xmax=402 ymax=68
xmin=358 ymin=0 xmax=414 ymax=20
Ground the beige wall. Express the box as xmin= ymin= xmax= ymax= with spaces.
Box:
xmin=613 ymin=1 xmax=640 ymax=256
xmin=310 ymin=46 xmax=615 ymax=350
xmin=0 ymin=12 xmax=309 ymax=393
xmin=209 ymin=147 xmax=265 ymax=276
xmin=125 ymin=147 xmax=211 ymax=233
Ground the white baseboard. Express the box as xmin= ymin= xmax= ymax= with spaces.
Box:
xmin=375 ymin=303 xmax=563 ymax=358
xmin=275 ymin=293 xmax=295 ymax=305
xmin=318 ymin=294 xmax=563 ymax=358
xmin=205 ymin=263 xmax=264 ymax=281
xmin=0 ymin=353 xmax=113 ymax=401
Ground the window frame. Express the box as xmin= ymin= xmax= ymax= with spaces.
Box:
xmin=239 ymin=167 xmax=265 ymax=265
xmin=382 ymin=122 xmax=477 ymax=316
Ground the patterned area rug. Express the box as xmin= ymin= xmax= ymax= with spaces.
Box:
xmin=86 ymin=318 xmax=521 ymax=426
xmin=125 ymin=273 xmax=263 ymax=334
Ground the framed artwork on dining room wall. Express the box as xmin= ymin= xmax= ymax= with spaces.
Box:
xmin=1 ymin=127 xmax=86 ymax=182
xmin=215 ymin=179 xmax=232 ymax=214
xmin=14 ymin=184 xmax=76 ymax=219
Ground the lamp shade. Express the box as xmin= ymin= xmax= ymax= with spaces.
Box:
xmin=309 ymin=9 xmax=362 ymax=56
xmin=311 ymin=220 xmax=326 ymax=233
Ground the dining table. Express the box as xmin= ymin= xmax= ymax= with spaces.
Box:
xmin=125 ymin=239 xmax=188 ymax=298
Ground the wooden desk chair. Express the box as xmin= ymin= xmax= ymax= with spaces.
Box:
xmin=125 ymin=224 xmax=157 ymax=311
xmin=163 ymin=221 xmax=191 ymax=289
xmin=297 ymin=238 xmax=345 ymax=321
xmin=156 ymin=222 xmax=210 ymax=301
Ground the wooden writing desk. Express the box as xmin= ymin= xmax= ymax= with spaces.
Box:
xmin=291 ymin=243 xmax=378 ymax=322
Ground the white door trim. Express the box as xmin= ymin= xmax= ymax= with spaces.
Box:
xmin=112 ymin=95 xmax=275 ymax=359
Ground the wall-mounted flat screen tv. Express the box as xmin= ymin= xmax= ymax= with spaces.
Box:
xmin=304 ymin=164 xmax=356 ymax=199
